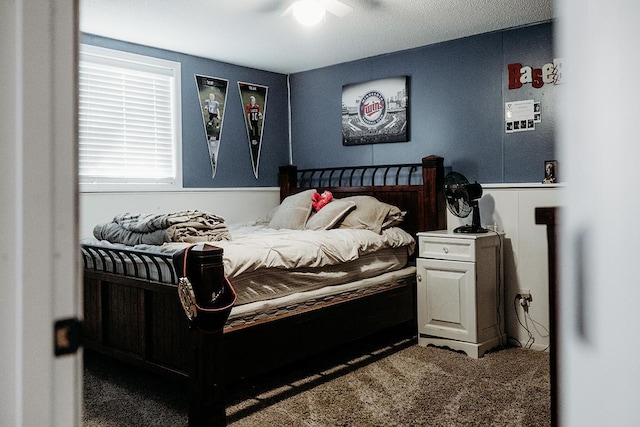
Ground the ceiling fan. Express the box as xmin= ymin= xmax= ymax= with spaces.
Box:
xmin=254 ymin=0 xmax=356 ymax=26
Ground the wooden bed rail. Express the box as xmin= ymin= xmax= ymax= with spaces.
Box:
xmin=81 ymin=244 xmax=177 ymax=283
xmin=296 ymin=163 xmax=422 ymax=188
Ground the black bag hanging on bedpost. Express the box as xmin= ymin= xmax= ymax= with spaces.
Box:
xmin=173 ymin=243 xmax=236 ymax=333
xmin=173 ymin=243 xmax=236 ymax=427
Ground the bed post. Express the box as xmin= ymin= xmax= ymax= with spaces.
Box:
xmin=279 ymin=164 xmax=298 ymax=202
xmin=190 ymin=330 xmax=226 ymax=427
xmin=422 ymin=155 xmax=446 ymax=231
xmin=183 ymin=245 xmax=228 ymax=427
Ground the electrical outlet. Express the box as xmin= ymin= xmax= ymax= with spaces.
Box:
xmin=516 ymin=289 xmax=532 ymax=302
xmin=516 ymin=289 xmax=533 ymax=312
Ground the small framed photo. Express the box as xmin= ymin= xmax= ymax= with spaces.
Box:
xmin=543 ymin=160 xmax=558 ymax=184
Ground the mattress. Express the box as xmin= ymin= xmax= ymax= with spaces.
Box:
xmin=81 ymin=223 xmax=416 ymax=307
xmin=225 ymin=266 xmax=416 ymax=330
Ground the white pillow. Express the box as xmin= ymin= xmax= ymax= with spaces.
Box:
xmin=305 ymin=200 xmax=356 ymax=231
xmin=268 ymin=189 xmax=316 ymax=230
xmin=337 ymin=195 xmax=405 ymax=234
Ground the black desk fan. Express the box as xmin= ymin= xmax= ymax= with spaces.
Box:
xmin=444 ymin=172 xmax=488 ymax=233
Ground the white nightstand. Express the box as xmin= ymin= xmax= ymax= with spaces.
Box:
xmin=416 ymin=230 xmax=504 ymax=358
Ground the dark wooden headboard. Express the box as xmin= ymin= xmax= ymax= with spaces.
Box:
xmin=278 ymin=155 xmax=447 ymax=237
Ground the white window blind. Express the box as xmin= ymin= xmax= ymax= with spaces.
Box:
xmin=78 ymin=44 xmax=181 ymax=190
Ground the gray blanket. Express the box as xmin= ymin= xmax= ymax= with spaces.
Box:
xmin=93 ymin=210 xmax=231 ymax=246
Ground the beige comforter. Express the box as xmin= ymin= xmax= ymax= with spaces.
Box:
xmin=149 ymin=224 xmax=415 ymax=277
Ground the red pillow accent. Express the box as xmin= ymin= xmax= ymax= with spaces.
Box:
xmin=312 ymin=190 xmax=333 ymax=212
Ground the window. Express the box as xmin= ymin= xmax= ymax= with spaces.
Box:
xmin=78 ymin=44 xmax=182 ymax=191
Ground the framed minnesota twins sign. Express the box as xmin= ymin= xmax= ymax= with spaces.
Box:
xmin=341 ymin=76 xmax=409 ymax=146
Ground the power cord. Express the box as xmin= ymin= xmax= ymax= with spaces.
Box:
xmin=513 ymin=296 xmax=535 ymax=348
xmin=489 ymin=229 xmax=505 ymax=347
xmin=525 ymin=307 xmax=550 ymax=344
xmin=513 ymin=293 xmax=550 ymax=349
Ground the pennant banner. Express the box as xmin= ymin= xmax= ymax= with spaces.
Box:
xmin=195 ymin=75 xmax=229 ymax=178
xmin=238 ymin=82 xmax=268 ymax=179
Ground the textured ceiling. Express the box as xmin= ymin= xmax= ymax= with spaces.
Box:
xmin=80 ymin=0 xmax=555 ymax=74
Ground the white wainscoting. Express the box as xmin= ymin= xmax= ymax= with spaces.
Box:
xmin=448 ymin=183 xmax=564 ymax=351
xmin=81 ymin=184 xmax=562 ymax=351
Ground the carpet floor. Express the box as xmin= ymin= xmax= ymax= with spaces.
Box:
xmin=84 ymin=337 xmax=550 ymax=426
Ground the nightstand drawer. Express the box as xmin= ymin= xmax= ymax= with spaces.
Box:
xmin=418 ymin=235 xmax=475 ymax=262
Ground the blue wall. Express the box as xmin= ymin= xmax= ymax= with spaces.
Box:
xmin=82 ymin=34 xmax=290 ymax=188
xmin=85 ymin=22 xmax=555 ymax=187
xmin=289 ymin=22 xmax=556 ymax=183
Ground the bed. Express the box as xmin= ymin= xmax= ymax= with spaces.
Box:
xmin=81 ymin=155 xmax=446 ymax=425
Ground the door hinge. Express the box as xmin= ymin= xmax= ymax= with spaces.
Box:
xmin=54 ymin=317 xmax=83 ymax=356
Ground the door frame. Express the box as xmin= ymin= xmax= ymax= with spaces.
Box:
xmin=0 ymin=1 xmax=80 ymax=425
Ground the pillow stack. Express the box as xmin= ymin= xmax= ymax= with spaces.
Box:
xmin=268 ymin=190 xmax=406 ymax=234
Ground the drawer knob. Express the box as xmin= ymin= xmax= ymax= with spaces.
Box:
xmin=417 ymin=274 xmax=422 ymax=282
xmin=443 ymin=247 xmax=449 ymax=254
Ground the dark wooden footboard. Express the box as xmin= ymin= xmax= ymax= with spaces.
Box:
xmin=82 ymin=244 xmax=227 ymax=425
xmin=83 ymin=269 xmax=192 ymax=378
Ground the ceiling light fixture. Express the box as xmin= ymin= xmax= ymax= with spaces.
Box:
xmin=292 ymin=0 xmax=326 ymax=27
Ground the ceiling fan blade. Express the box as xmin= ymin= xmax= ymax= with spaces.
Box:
xmin=255 ymin=0 xmax=288 ymax=13
xmin=348 ymin=0 xmax=383 ymax=9
xmin=320 ymin=0 xmax=354 ymax=17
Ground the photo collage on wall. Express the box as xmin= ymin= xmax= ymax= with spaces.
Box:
xmin=238 ymin=82 xmax=268 ymax=179
xmin=505 ymin=99 xmax=542 ymax=133
xmin=195 ymin=75 xmax=229 ymax=178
